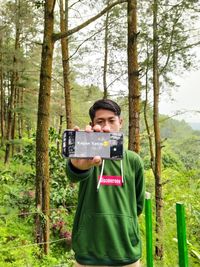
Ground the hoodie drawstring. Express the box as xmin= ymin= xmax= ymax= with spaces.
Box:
xmin=97 ymin=159 xmax=124 ymax=191
xmin=120 ymin=160 xmax=124 ymax=184
xmin=97 ymin=159 xmax=105 ymax=191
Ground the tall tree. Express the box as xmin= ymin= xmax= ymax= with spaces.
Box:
xmin=153 ymin=0 xmax=163 ymax=259
xmin=103 ymin=1 xmax=110 ymax=99
xmin=143 ymin=43 xmax=155 ymax=172
xmin=0 ymin=35 xmax=4 ymax=146
xmin=127 ymin=0 xmax=140 ymax=153
xmin=4 ymin=0 xmax=21 ymax=163
xmin=35 ymin=0 xmax=56 ymax=254
xmin=60 ymin=0 xmax=72 ymax=129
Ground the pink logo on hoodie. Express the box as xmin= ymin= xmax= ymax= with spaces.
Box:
xmin=98 ymin=175 xmax=122 ymax=186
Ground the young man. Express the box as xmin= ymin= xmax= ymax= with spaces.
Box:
xmin=66 ymin=99 xmax=145 ymax=267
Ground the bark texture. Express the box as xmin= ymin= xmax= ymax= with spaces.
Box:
xmin=153 ymin=0 xmax=164 ymax=259
xmin=60 ymin=0 xmax=72 ymax=128
xmin=35 ymin=0 xmax=56 ymax=254
xmin=127 ymin=0 xmax=140 ymax=153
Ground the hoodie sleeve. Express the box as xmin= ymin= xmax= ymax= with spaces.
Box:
xmin=65 ymin=160 xmax=94 ymax=183
xmin=135 ymin=156 xmax=145 ymax=216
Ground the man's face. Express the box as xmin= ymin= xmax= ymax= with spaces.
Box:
xmin=92 ymin=109 xmax=122 ymax=132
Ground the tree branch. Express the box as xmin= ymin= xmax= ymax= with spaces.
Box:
xmin=67 ymin=27 xmax=105 ymax=62
xmin=69 ymin=0 xmax=84 ymax=9
xmin=160 ymin=10 xmax=182 ymax=74
xmin=170 ymin=40 xmax=200 ymax=54
xmin=52 ymin=0 xmax=127 ymax=41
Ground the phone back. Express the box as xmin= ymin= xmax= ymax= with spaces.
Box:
xmin=62 ymin=130 xmax=123 ymax=160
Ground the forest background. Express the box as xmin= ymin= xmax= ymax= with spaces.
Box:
xmin=0 ymin=0 xmax=200 ymax=266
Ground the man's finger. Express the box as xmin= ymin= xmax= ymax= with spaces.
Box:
xmin=93 ymin=125 xmax=101 ymax=132
xmin=85 ymin=125 xmax=93 ymax=132
xmin=92 ymin=156 xmax=102 ymax=166
xmin=102 ymin=126 xmax=111 ymax=132
xmin=74 ymin=126 xmax=80 ymax=131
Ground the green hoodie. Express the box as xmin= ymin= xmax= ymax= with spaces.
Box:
xmin=66 ymin=150 xmax=145 ymax=266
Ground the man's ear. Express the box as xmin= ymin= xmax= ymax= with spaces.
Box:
xmin=89 ymin=122 xmax=94 ymax=127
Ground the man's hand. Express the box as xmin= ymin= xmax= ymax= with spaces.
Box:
xmin=70 ymin=124 xmax=110 ymax=171
xmin=70 ymin=156 xmax=102 ymax=171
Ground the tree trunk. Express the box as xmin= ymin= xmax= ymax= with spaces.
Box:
xmin=18 ymin=87 xmax=24 ymax=141
xmin=103 ymin=7 xmax=109 ymax=99
xmin=60 ymin=0 xmax=72 ymax=129
xmin=4 ymin=0 xmax=20 ymax=163
xmin=4 ymin=73 xmax=15 ymax=163
xmin=57 ymin=114 xmax=63 ymax=153
xmin=153 ymin=0 xmax=164 ymax=259
xmin=35 ymin=0 xmax=56 ymax=255
xmin=127 ymin=0 xmax=140 ymax=153
xmin=4 ymin=76 xmax=9 ymax=140
xmin=144 ymin=45 xmax=155 ymax=172
xmin=11 ymin=86 xmax=17 ymax=156
xmin=0 ymin=36 xmax=4 ymax=146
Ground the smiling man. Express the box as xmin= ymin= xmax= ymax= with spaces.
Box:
xmin=65 ymin=99 xmax=145 ymax=267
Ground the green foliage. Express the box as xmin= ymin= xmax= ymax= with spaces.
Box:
xmin=143 ymin=167 xmax=200 ymax=267
xmin=71 ymin=83 xmax=103 ymax=127
xmin=0 ymin=212 xmax=74 ymax=266
xmin=141 ymin=115 xmax=200 ymax=266
xmin=172 ymin=136 xmax=200 ymax=170
xmin=48 ymin=128 xmax=79 ymax=209
xmin=160 ymin=117 xmax=194 ymax=139
xmin=49 ymin=144 xmax=78 ymax=209
xmin=162 ymin=149 xmax=185 ymax=170
xmin=0 ymin=129 xmax=78 ymax=266
xmin=0 ymin=160 xmax=35 ymax=215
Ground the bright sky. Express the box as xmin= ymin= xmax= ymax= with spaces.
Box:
xmin=159 ymin=69 xmax=200 ymax=123
xmin=159 ymin=19 xmax=200 ymax=124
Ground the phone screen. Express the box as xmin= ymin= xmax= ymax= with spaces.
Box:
xmin=62 ymin=130 xmax=123 ymax=160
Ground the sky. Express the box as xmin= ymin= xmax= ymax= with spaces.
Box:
xmin=159 ymin=68 xmax=200 ymax=123
xmin=159 ymin=17 xmax=200 ymax=124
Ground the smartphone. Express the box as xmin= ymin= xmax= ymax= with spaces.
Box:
xmin=62 ymin=130 xmax=123 ymax=160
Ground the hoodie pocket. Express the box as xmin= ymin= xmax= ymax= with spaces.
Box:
xmin=73 ymin=213 xmax=139 ymax=259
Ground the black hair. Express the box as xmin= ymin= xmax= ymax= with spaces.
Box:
xmin=89 ymin=99 xmax=121 ymax=122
